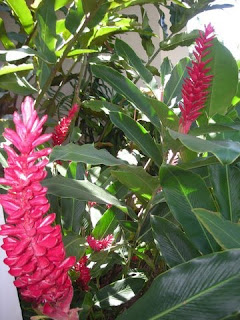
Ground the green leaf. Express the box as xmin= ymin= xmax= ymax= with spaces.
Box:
xmin=194 ymin=208 xmax=240 ymax=249
xmin=115 ymin=38 xmax=158 ymax=96
xmin=111 ymin=165 xmax=159 ymax=203
xmin=117 ymin=249 xmax=240 ymax=320
xmin=50 ymin=143 xmax=124 ymax=166
xmin=43 ymin=176 xmax=126 ymax=211
xmin=0 ymin=46 xmax=53 ymax=64
xmin=35 ymin=0 xmax=57 ymax=87
xmin=54 ymin=0 xmax=72 ymax=10
xmin=5 ymin=0 xmax=34 ymax=34
xmin=65 ymin=0 xmax=84 ymax=34
xmin=0 ymin=64 xmax=33 ymax=76
xmin=0 ymin=18 xmax=15 ymax=49
xmin=0 ymin=73 xmax=37 ymax=95
xmin=91 ymin=64 xmax=161 ymax=129
xmin=169 ymin=129 xmax=240 ymax=165
xmin=83 ymin=100 xmax=120 ymax=113
xmin=160 ymin=57 xmax=172 ymax=87
xmin=160 ymin=165 xmax=219 ymax=254
xmin=209 ymin=164 xmax=240 ymax=222
xmin=160 ymin=30 xmax=199 ymax=51
xmin=63 ymin=233 xmax=85 ymax=260
xmin=92 ymin=207 xmax=121 ymax=239
xmin=109 ymin=112 xmax=162 ymax=166
xmin=61 ymin=198 xmax=86 ymax=233
xmin=163 ymin=57 xmax=190 ymax=106
xmin=206 ymin=39 xmax=238 ymax=117
xmin=148 ymin=98 xmax=179 ymax=130
xmin=94 ymin=277 xmax=145 ymax=308
xmin=151 ymin=216 xmax=200 ymax=267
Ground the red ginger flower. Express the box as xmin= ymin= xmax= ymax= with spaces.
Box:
xmin=0 ymin=97 xmax=78 ymax=320
xmin=87 ymin=234 xmax=114 ymax=252
xmin=179 ymin=23 xmax=215 ymax=134
xmin=52 ymin=104 xmax=78 ymax=146
xmin=75 ymin=255 xmax=91 ymax=291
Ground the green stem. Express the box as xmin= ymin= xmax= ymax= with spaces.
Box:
xmin=73 ymin=55 xmax=88 ymax=105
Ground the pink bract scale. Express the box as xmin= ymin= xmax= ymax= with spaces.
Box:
xmin=87 ymin=234 xmax=114 ymax=252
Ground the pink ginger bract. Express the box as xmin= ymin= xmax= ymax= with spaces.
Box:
xmin=87 ymin=234 xmax=114 ymax=252
xmin=0 ymin=97 xmax=78 ymax=320
xmin=75 ymin=255 xmax=91 ymax=291
xmin=52 ymin=104 xmax=78 ymax=146
xmin=179 ymin=23 xmax=215 ymax=134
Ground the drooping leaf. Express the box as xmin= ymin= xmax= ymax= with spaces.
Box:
xmin=50 ymin=143 xmax=124 ymax=166
xmin=0 ymin=73 xmax=37 ymax=95
xmin=169 ymin=129 xmax=240 ymax=165
xmin=65 ymin=0 xmax=84 ymax=34
xmin=163 ymin=57 xmax=191 ymax=106
xmin=148 ymin=98 xmax=179 ymax=130
xmin=111 ymin=166 xmax=159 ymax=203
xmin=5 ymin=0 xmax=34 ymax=34
xmin=63 ymin=233 xmax=86 ymax=260
xmin=160 ymin=165 xmax=219 ymax=254
xmin=109 ymin=112 xmax=162 ymax=166
xmin=0 ymin=64 xmax=33 ymax=76
xmin=160 ymin=29 xmax=199 ymax=51
xmin=61 ymin=197 xmax=86 ymax=233
xmin=83 ymin=100 xmax=120 ymax=113
xmin=43 ymin=176 xmax=126 ymax=211
xmin=209 ymin=164 xmax=240 ymax=222
xmin=205 ymin=39 xmax=238 ymax=117
xmin=91 ymin=64 xmax=161 ymax=129
xmin=117 ymin=249 xmax=240 ymax=320
xmin=151 ymin=216 xmax=200 ymax=267
xmin=94 ymin=277 xmax=145 ymax=308
xmin=160 ymin=57 xmax=172 ymax=87
xmin=115 ymin=38 xmax=158 ymax=96
xmin=194 ymin=208 xmax=240 ymax=249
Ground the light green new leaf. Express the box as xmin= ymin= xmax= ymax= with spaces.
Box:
xmin=206 ymin=39 xmax=238 ymax=117
xmin=5 ymin=0 xmax=34 ymax=34
xmin=109 ymin=112 xmax=162 ymax=166
xmin=54 ymin=0 xmax=72 ymax=10
xmin=43 ymin=176 xmax=126 ymax=211
xmin=117 ymin=249 xmax=240 ymax=320
xmin=111 ymin=165 xmax=159 ymax=203
xmin=115 ymin=38 xmax=158 ymax=96
xmin=92 ymin=207 xmax=121 ymax=239
xmin=194 ymin=208 xmax=240 ymax=249
xmin=63 ymin=234 xmax=85 ymax=260
xmin=169 ymin=129 xmax=240 ymax=165
xmin=160 ymin=29 xmax=199 ymax=51
xmin=50 ymin=143 xmax=124 ymax=166
xmin=163 ymin=57 xmax=190 ymax=106
xmin=0 ymin=18 xmax=15 ymax=49
xmin=91 ymin=64 xmax=161 ymax=129
xmin=94 ymin=277 xmax=145 ymax=308
xmin=160 ymin=165 xmax=219 ymax=254
xmin=151 ymin=216 xmax=200 ymax=267
xmin=0 ymin=64 xmax=33 ymax=76
xmin=209 ymin=164 xmax=240 ymax=222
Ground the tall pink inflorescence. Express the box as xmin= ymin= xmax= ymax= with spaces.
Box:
xmin=52 ymin=104 xmax=78 ymax=146
xmin=0 ymin=97 xmax=78 ymax=320
xmin=179 ymin=23 xmax=215 ymax=134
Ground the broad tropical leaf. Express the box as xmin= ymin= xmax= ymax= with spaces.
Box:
xmin=151 ymin=216 xmax=200 ymax=267
xmin=194 ymin=208 xmax=240 ymax=249
xmin=160 ymin=165 xmax=218 ymax=254
xmin=50 ymin=143 xmax=124 ymax=166
xmin=209 ymin=164 xmax=240 ymax=222
xmin=109 ymin=112 xmax=162 ymax=166
xmin=117 ymin=249 xmax=240 ymax=320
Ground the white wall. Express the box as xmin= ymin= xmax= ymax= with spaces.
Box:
xmin=0 ymin=207 xmax=23 ymax=320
